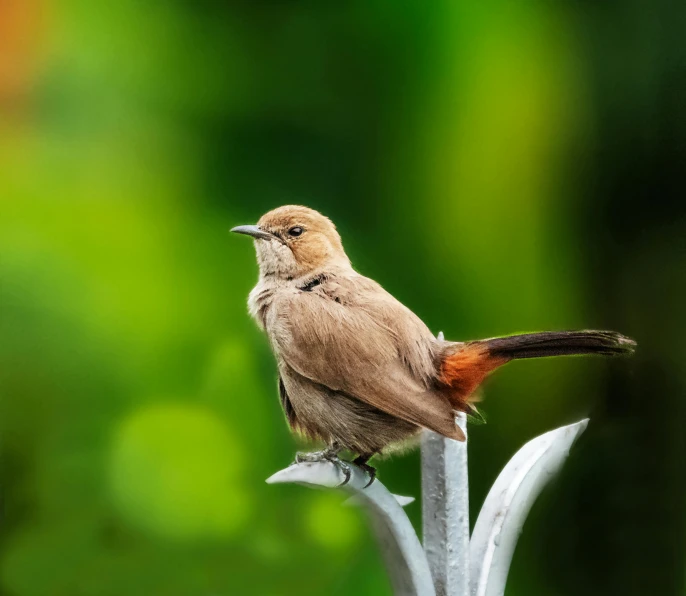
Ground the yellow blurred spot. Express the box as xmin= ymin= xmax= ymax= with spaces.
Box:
xmin=305 ymin=493 xmax=362 ymax=551
xmin=109 ymin=402 xmax=250 ymax=541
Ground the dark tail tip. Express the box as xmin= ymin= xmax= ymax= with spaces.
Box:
xmin=607 ymin=332 xmax=638 ymax=353
xmin=484 ymin=330 xmax=637 ymax=360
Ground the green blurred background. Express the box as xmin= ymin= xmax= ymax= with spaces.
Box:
xmin=1 ymin=0 xmax=684 ymax=594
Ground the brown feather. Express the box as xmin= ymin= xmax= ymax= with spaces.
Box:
xmin=278 ymin=375 xmax=299 ymax=431
xmin=267 ymin=274 xmax=465 ymax=443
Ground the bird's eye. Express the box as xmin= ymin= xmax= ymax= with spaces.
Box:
xmin=288 ymin=226 xmax=304 ymax=237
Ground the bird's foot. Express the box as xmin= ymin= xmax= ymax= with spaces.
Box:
xmin=294 ymin=449 xmax=352 ymax=487
xmin=294 ymin=448 xmax=332 ymax=464
xmin=352 ymin=457 xmax=377 ymax=488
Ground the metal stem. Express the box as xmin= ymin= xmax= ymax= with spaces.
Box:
xmin=422 ymin=413 xmax=470 ymax=596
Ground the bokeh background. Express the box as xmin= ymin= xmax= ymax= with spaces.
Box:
xmin=1 ymin=1 xmax=685 ymax=594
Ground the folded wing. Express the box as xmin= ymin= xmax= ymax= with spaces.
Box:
xmin=267 ymin=275 xmax=464 ymax=441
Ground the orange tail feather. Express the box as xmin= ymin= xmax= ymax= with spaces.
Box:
xmin=439 ymin=330 xmax=635 ymax=409
xmin=439 ymin=344 xmax=508 ymax=409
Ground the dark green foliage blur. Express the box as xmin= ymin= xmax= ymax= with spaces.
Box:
xmin=1 ymin=1 xmax=684 ymax=595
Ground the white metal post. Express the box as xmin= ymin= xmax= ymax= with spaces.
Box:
xmin=422 ymin=413 xmax=470 ymax=596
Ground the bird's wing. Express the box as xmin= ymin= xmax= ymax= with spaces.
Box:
xmin=278 ymin=375 xmax=300 ymax=432
xmin=267 ymin=275 xmax=464 ymax=441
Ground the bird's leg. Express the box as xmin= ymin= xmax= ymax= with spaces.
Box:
xmin=352 ymin=454 xmax=377 ymax=488
xmin=294 ymin=441 xmax=342 ymax=463
xmin=294 ymin=442 xmax=352 ymax=486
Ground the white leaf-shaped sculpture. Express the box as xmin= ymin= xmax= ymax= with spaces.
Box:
xmin=267 ymin=462 xmax=435 ymax=596
xmin=267 ymin=417 xmax=589 ymax=596
xmin=468 ymin=419 xmax=589 ymax=596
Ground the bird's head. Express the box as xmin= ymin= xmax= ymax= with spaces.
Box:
xmin=232 ymin=205 xmax=351 ymax=280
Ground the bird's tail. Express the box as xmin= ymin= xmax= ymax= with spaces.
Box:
xmin=439 ymin=330 xmax=636 ymax=409
xmin=482 ymin=330 xmax=636 ymax=359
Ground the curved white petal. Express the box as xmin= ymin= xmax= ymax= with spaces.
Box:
xmin=267 ymin=462 xmax=434 ymax=596
xmin=469 ymin=419 xmax=589 ymax=596
xmin=344 ymin=494 xmax=415 ymax=508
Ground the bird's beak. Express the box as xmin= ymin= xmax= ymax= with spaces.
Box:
xmin=230 ymin=225 xmax=275 ymax=241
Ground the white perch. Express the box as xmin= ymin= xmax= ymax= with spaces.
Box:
xmin=267 ymin=417 xmax=589 ymax=596
xmin=267 ymin=462 xmax=435 ymax=596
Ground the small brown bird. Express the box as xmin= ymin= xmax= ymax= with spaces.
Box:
xmin=232 ymin=205 xmax=635 ymax=485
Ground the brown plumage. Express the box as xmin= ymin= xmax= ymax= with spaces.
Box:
xmin=232 ymin=206 xmax=636 ymax=477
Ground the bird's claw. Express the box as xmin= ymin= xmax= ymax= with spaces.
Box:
xmin=362 ymin=469 xmax=376 ymax=488
xmin=336 ymin=460 xmax=352 ymax=487
xmin=353 ymin=460 xmax=377 ymax=488
xmin=293 ymin=449 xmax=353 ymax=487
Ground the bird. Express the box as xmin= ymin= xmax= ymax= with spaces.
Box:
xmin=232 ymin=205 xmax=636 ymax=486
